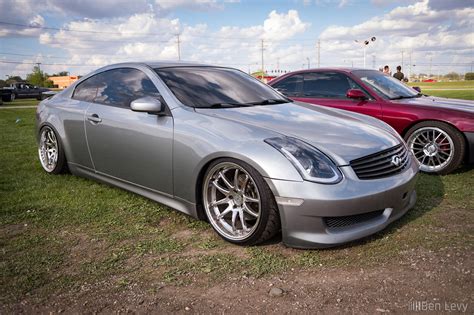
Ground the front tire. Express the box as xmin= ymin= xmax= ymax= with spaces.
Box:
xmin=202 ymin=158 xmax=280 ymax=246
xmin=405 ymin=121 xmax=465 ymax=175
xmin=38 ymin=126 xmax=67 ymax=174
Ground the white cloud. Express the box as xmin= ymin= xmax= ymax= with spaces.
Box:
xmin=30 ymin=9 xmax=310 ymax=76
xmin=318 ymin=0 xmax=473 ymax=73
xmin=263 ymin=10 xmax=310 ymax=40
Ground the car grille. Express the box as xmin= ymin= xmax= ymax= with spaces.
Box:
xmin=350 ymin=144 xmax=410 ymax=180
xmin=324 ymin=210 xmax=385 ymax=230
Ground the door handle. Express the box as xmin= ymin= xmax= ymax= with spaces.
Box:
xmin=87 ymin=114 xmax=102 ymax=123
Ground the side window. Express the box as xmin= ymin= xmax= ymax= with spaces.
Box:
xmin=94 ymin=68 xmax=160 ymax=108
xmin=303 ymin=72 xmax=352 ymax=99
xmin=72 ymin=76 xmax=99 ymax=103
xmin=272 ymin=74 xmax=303 ymax=96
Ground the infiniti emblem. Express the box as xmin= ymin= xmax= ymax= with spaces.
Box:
xmin=391 ymin=155 xmax=401 ymax=167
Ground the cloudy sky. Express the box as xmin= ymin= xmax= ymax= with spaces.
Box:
xmin=0 ymin=0 xmax=472 ymax=78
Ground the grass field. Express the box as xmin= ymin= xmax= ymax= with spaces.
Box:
xmin=408 ymin=81 xmax=474 ymax=89
xmin=1 ymin=98 xmax=473 ymax=312
xmin=407 ymin=80 xmax=474 ymax=100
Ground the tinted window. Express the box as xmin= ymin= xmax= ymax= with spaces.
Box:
xmin=303 ymin=72 xmax=354 ymax=98
xmin=73 ymin=76 xmax=99 ymax=103
xmin=272 ymin=74 xmax=303 ymax=96
xmin=73 ymin=68 xmax=160 ymax=107
xmin=155 ymin=67 xmax=287 ymax=108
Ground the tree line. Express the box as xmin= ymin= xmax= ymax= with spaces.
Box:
xmin=0 ymin=66 xmax=70 ymax=88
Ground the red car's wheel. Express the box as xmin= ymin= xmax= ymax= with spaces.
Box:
xmin=405 ymin=121 xmax=465 ymax=175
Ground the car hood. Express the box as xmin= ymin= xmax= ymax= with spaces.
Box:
xmin=196 ymin=102 xmax=400 ymax=165
xmin=392 ymin=95 xmax=474 ymax=113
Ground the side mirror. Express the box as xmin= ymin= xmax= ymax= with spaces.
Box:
xmin=346 ymin=89 xmax=367 ymax=100
xmin=412 ymin=86 xmax=421 ymax=93
xmin=130 ymin=96 xmax=163 ymax=114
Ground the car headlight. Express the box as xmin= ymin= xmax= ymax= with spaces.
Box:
xmin=265 ymin=136 xmax=342 ymax=184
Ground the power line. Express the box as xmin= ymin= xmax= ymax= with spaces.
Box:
xmin=0 ymin=60 xmax=95 ymax=67
xmin=0 ymin=20 xmax=317 ymax=42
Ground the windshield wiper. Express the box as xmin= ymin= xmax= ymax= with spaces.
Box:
xmin=246 ymin=98 xmax=290 ymax=105
xmin=390 ymin=93 xmax=422 ymax=100
xmin=207 ymin=102 xmax=252 ymax=108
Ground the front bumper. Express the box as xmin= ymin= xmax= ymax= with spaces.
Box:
xmin=265 ymin=160 xmax=419 ymax=249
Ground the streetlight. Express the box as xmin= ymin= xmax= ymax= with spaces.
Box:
xmin=354 ymin=36 xmax=376 ymax=68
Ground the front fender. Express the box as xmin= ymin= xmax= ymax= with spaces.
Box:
xmin=172 ymin=107 xmax=303 ymax=203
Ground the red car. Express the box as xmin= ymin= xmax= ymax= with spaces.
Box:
xmin=269 ymin=68 xmax=474 ymax=174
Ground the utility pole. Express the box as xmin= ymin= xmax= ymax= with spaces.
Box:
xmin=401 ymin=50 xmax=404 ymax=70
xmin=261 ymin=39 xmax=265 ymax=79
xmin=372 ymin=54 xmax=376 ymax=69
xmin=317 ymin=39 xmax=320 ymax=68
xmin=176 ymin=34 xmax=181 ymax=61
xmin=306 ymin=57 xmax=310 ymax=69
xmin=363 ymin=46 xmax=366 ymax=68
xmin=409 ymin=50 xmax=412 ymax=81
xmin=36 ymin=62 xmax=41 ymax=72
xmin=429 ymin=56 xmax=432 ymax=78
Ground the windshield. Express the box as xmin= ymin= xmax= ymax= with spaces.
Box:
xmin=155 ymin=67 xmax=288 ymax=108
xmin=352 ymin=70 xmax=419 ymax=99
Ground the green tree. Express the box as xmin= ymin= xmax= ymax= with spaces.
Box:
xmin=444 ymin=72 xmax=460 ymax=81
xmin=26 ymin=66 xmax=54 ymax=87
xmin=465 ymin=72 xmax=474 ymax=80
xmin=5 ymin=75 xmax=24 ymax=85
xmin=51 ymin=71 xmax=69 ymax=76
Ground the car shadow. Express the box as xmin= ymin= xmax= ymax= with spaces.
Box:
xmin=450 ymin=164 xmax=473 ymax=175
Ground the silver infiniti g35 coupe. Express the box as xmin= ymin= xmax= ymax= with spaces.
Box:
xmin=36 ymin=62 xmax=419 ymax=249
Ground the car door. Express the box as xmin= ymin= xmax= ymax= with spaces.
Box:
xmin=26 ymin=84 xmax=37 ymax=97
xmin=284 ymin=72 xmax=382 ymax=120
xmin=84 ymin=68 xmax=174 ymax=195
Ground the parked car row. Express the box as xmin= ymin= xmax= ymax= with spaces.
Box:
xmin=35 ymin=62 xmax=472 ymax=249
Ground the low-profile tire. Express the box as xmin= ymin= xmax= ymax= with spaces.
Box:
xmin=202 ymin=158 xmax=280 ymax=246
xmin=38 ymin=126 xmax=68 ymax=174
xmin=404 ymin=121 xmax=465 ymax=175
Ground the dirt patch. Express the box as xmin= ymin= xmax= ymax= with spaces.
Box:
xmin=3 ymin=245 xmax=472 ymax=314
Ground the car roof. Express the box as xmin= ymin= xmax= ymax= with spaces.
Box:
xmin=103 ymin=61 xmax=213 ymax=69
xmin=289 ymin=67 xmax=372 ymax=74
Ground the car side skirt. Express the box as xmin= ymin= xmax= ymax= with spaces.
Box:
xmin=68 ymin=162 xmax=198 ymax=218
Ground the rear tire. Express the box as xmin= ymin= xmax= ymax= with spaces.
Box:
xmin=5 ymin=93 xmax=15 ymax=102
xmin=202 ymin=158 xmax=280 ymax=246
xmin=404 ymin=121 xmax=465 ymax=175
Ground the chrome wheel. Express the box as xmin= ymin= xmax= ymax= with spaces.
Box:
xmin=203 ymin=162 xmax=261 ymax=241
xmin=38 ymin=127 xmax=59 ymax=172
xmin=407 ymin=127 xmax=454 ymax=173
